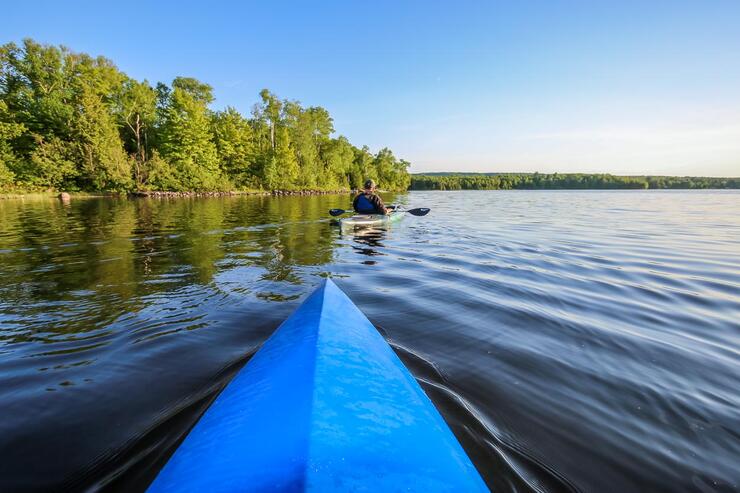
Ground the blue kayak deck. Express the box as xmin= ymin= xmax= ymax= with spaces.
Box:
xmin=148 ymin=279 xmax=488 ymax=492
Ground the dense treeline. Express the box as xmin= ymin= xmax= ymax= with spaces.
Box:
xmin=0 ymin=39 xmax=411 ymax=193
xmin=410 ymin=173 xmax=740 ymax=190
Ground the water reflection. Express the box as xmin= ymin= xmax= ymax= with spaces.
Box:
xmin=0 ymin=194 xmax=378 ymax=347
xmin=348 ymin=229 xmax=388 ymax=264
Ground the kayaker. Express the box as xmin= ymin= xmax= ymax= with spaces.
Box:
xmin=353 ymin=179 xmax=391 ymax=215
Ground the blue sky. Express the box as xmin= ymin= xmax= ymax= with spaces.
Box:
xmin=5 ymin=0 xmax=740 ymax=176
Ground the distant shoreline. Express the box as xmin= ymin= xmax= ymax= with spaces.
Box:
xmin=412 ymin=172 xmax=740 ymax=178
xmin=410 ymin=173 xmax=740 ymax=190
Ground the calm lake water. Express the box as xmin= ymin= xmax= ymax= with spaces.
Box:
xmin=1 ymin=190 xmax=738 ymax=492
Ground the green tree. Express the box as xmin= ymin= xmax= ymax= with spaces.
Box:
xmin=0 ymin=40 xmax=76 ymax=145
xmin=117 ymin=79 xmax=157 ymax=186
xmin=373 ymin=148 xmax=396 ymax=189
xmin=157 ymin=77 xmax=222 ymax=190
xmin=146 ymin=150 xmax=179 ymax=191
xmin=27 ymin=135 xmax=77 ymax=188
xmin=320 ymin=136 xmax=354 ymax=189
xmin=350 ymin=145 xmax=376 ymax=189
xmin=252 ymin=90 xmax=300 ymax=189
xmin=73 ymin=85 xmax=132 ymax=190
xmin=0 ymin=100 xmax=24 ymax=187
xmin=257 ymin=89 xmax=282 ymax=151
xmin=1 ymin=39 xmax=133 ymax=190
xmin=68 ymin=50 xmax=131 ymax=190
xmin=270 ymin=125 xmax=299 ymax=189
xmin=285 ymin=101 xmax=320 ymax=187
xmin=0 ymin=39 xmax=77 ymax=178
xmin=211 ymin=106 xmax=256 ymax=188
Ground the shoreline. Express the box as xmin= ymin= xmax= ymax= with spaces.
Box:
xmin=3 ymin=187 xmax=738 ymax=200
xmin=130 ymin=189 xmax=355 ymax=198
xmin=0 ymin=189 xmax=359 ymax=200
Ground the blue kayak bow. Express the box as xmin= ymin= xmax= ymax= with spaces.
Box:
xmin=148 ymin=278 xmax=487 ymax=492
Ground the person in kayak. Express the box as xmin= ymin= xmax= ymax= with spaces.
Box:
xmin=353 ymin=179 xmax=392 ymax=214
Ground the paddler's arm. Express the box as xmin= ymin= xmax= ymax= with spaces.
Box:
xmin=371 ymin=194 xmax=390 ymax=215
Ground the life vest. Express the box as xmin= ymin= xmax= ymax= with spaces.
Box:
xmin=355 ymin=193 xmax=377 ymax=213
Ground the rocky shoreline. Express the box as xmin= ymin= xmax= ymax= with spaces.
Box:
xmin=128 ymin=189 xmax=354 ymax=198
xmin=1 ymin=189 xmax=366 ymax=200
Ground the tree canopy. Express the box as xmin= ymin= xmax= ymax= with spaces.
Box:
xmin=0 ymin=39 xmax=411 ymax=192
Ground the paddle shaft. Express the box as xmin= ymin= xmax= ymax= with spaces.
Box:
xmin=329 ymin=207 xmax=430 ymax=217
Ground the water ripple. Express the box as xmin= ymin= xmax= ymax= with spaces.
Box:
xmin=0 ymin=191 xmax=738 ymax=492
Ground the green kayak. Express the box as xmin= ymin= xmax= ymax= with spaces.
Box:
xmin=339 ymin=210 xmax=405 ymax=229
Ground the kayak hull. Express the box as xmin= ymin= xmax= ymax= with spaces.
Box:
xmin=339 ymin=210 xmax=404 ymax=229
xmin=147 ymin=279 xmax=488 ymax=492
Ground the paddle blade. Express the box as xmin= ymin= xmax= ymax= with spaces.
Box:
xmin=329 ymin=208 xmax=348 ymax=217
xmin=406 ymin=207 xmax=430 ymax=216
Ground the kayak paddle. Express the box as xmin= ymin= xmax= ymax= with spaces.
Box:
xmin=328 ymin=207 xmax=430 ymax=217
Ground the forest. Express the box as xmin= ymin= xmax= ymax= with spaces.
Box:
xmin=0 ymin=39 xmax=411 ymax=193
xmin=410 ymin=173 xmax=740 ymax=190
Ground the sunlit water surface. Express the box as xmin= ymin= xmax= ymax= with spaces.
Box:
xmin=0 ymin=190 xmax=738 ymax=492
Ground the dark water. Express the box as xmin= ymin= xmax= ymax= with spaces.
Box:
xmin=1 ymin=191 xmax=738 ymax=492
